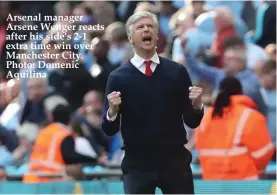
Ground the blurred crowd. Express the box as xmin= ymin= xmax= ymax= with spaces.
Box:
xmin=0 ymin=0 xmax=276 ymax=181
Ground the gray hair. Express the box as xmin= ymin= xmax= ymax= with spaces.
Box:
xmin=125 ymin=11 xmax=159 ymax=39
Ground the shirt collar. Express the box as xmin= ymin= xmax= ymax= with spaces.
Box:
xmin=132 ymin=52 xmax=160 ymax=68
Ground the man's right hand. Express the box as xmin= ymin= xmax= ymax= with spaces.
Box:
xmin=107 ymin=91 xmax=121 ymax=118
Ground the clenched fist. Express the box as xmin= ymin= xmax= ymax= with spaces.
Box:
xmin=189 ymin=86 xmax=203 ymax=110
xmin=107 ymin=91 xmax=121 ymax=118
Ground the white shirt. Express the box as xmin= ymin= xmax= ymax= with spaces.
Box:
xmin=130 ymin=52 xmax=160 ymax=74
xmin=107 ymin=53 xmax=160 ymax=121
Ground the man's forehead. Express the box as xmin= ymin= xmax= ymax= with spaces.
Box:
xmin=134 ymin=17 xmax=154 ymax=25
xmin=225 ymin=48 xmax=244 ymax=55
xmin=224 ymin=50 xmax=245 ymax=60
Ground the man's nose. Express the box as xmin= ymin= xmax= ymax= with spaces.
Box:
xmin=143 ymin=25 xmax=149 ymax=31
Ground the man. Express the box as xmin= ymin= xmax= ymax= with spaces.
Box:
xmin=222 ymin=35 xmax=268 ymax=70
xmin=257 ymin=60 xmax=276 ymax=154
xmin=195 ymin=6 xmax=248 ymax=38
xmin=105 ymin=21 xmax=131 ymax=67
xmin=13 ymin=122 xmax=39 ymax=166
xmin=184 ymin=46 xmax=267 ymax=116
xmin=172 ymin=13 xmax=212 ymax=83
xmin=74 ymin=90 xmax=110 ymax=160
xmin=23 ymin=96 xmax=107 ymax=183
xmin=20 ymin=78 xmax=48 ymax=126
xmin=210 ymin=7 xmax=237 ymax=68
xmin=101 ymin=11 xmax=204 ymax=194
xmin=172 ymin=13 xmax=212 ymax=59
xmin=134 ymin=2 xmax=167 ymax=55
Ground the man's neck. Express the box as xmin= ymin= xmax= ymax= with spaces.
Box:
xmin=135 ymin=49 xmax=156 ymax=60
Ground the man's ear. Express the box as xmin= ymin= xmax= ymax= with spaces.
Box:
xmin=129 ymin=35 xmax=133 ymax=44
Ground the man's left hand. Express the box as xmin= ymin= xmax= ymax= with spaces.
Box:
xmin=189 ymin=86 xmax=203 ymax=110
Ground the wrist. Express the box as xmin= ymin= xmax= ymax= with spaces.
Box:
xmin=108 ymin=108 xmax=117 ymax=118
xmin=194 ymin=103 xmax=204 ymax=111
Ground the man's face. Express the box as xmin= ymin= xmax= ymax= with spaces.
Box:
xmin=91 ymin=38 xmax=108 ymax=59
xmin=84 ymin=92 xmax=103 ymax=114
xmin=223 ymin=49 xmax=246 ymax=75
xmin=214 ymin=12 xmax=230 ymax=32
xmin=129 ymin=17 xmax=158 ymax=53
xmin=214 ymin=15 xmax=223 ymax=32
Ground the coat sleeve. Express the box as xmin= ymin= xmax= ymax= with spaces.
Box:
xmin=242 ymin=111 xmax=275 ymax=172
xmin=101 ymin=74 xmax=121 ymax=136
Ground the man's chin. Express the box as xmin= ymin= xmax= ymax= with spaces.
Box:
xmin=142 ymin=44 xmax=155 ymax=51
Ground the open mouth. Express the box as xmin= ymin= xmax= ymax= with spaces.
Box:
xmin=142 ymin=36 xmax=152 ymax=44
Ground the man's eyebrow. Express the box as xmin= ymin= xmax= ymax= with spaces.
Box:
xmin=136 ymin=23 xmax=153 ymax=26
